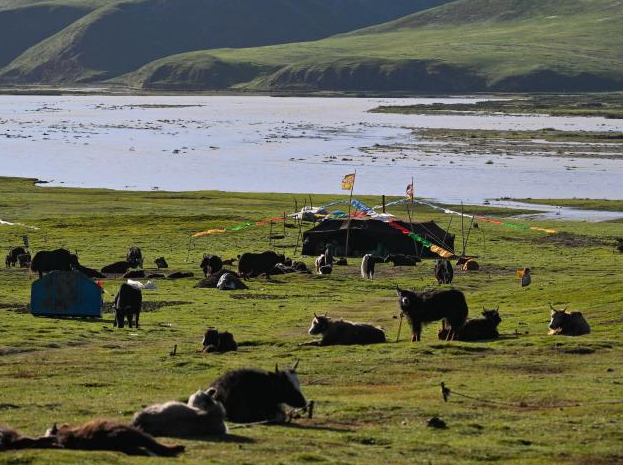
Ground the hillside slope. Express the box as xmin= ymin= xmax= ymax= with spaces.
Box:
xmin=0 ymin=0 xmax=452 ymax=83
xmin=125 ymin=0 xmax=623 ymax=92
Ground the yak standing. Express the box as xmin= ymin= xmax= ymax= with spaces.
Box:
xmin=5 ymin=246 xmax=26 ymax=268
xmin=361 ymin=254 xmax=375 ymax=279
xmin=397 ymin=288 xmax=468 ymax=341
xmin=238 ymin=251 xmax=285 ymax=280
xmin=113 ymin=283 xmax=142 ymax=328
xmin=30 ymin=249 xmax=78 ymax=278
xmin=127 ymin=247 xmax=143 ymax=269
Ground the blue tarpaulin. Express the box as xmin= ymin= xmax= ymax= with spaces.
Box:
xmin=31 ymin=271 xmax=103 ymax=317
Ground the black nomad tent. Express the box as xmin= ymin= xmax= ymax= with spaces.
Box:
xmin=302 ymin=218 xmax=455 ymax=258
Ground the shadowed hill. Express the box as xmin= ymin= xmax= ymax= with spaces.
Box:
xmin=0 ymin=0 xmax=452 ymax=83
xmin=122 ymin=0 xmax=623 ymax=92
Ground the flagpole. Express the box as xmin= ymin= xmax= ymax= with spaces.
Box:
xmin=344 ymin=170 xmax=356 ymax=258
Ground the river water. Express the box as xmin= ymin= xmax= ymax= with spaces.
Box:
xmin=1 ymin=95 xmax=622 ymax=220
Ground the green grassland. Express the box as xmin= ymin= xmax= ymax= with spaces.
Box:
xmin=122 ymin=0 xmax=623 ymax=92
xmin=1 ymin=176 xmax=623 ymax=465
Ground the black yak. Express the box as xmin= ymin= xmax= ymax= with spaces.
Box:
xmin=305 ymin=314 xmax=386 ymax=346
xmin=132 ymin=398 xmax=227 ymax=438
xmin=548 ymin=305 xmax=590 ymax=336
xmin=154 ymin=257 xmax=168 ymax=269
xmin=361 ymin=254 xmax=375 ymax=279
xmin=101 ymin=261 xmax=130 ymax=275
xmin=123 ymin=270 xmax=146 ymax=279
xmin=238 ymin=251 xmax=285 ymax=279
xmin=0 ymin=425 xmax=56 ymax=451
xmin=434 ymin=259 xmax=454 ymax=284
xmin=5 ymin=246 xmax=26 ymax=267
xmin=292 ymin=261 xmax=309 ymax=273
xmin=200 ymin=255 xmax=223 ymax=277
xmin=167 ymin=271 xmax=194 ymax=279
xmin=384 ymin=254 xmax=420 ymax=266
xmin=113 ymin=283 xmax=142 ymax=328
xmin=30 ymin=248 xmax=78 ymax=278
xmin=75 ymin=264 xmax=105 ymax=279
xmin=126 ymin=247 xmax=143 ymax=269
xmin=209 ymin=362 xmax=307 ymax=423
xmin=45 ymin=420 xmax=184 ymax=456
xmin=17 ymin=252 xmax=31 ymax=268
xmin=438 ymin=308 xmax=501 ymax=341
xmin=202 ymin=329 xmax=238 ymax=353
xmin=397 ymin=288 xmax=468 ymax=341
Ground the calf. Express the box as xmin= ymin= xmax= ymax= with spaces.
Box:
xmin=434 ymin=259 xmax=454 ymax=284
xmin=45 ymin=420 xmax=184 ymax=456
xmin=154 ymin=257 xmax=168 ymax=269
xmin=127 ymin=247 xmax=143 ymax=269
xmin=397 ymin=288 xmax=468 ymax=341
xmin=113 ymin=283 xmax=142 ymax=328
xmin=315 ymin=254 xmax=326 ymax=274
xmin=318 ymin=264 xmax=333 ymax=275
xmin=209 ymin=362 xmax=307 ymax=423
xmin=202 ymin=329 xmax=238 ymax=353
xmin=548 ymin=305 xmax=590 ymax=336
xmin=200 ymin=255 xmax=223 ymax=277
xmin=132 ymin=399 xmax=227 ymax=438
xmin=0 ymin=425 xmax=56 ymax=451
xmin=75 ymin=264 xmax=106 ymax=279
xmin=438 ymin=308 xmax=501 ymax=341
xmin=305 ymin=314 xmax=386 ymax=346
xmin=361 ymin=254 xmax=375 ymax=279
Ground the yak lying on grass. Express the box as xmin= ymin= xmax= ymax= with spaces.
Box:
xmin=384 ymin=254 xmax=420 ymax=266
xmin=45 ymin=420 xmax=184 ymax=456
xmin=101 ymin=261 xmax=130 ymax=275
xmin=217 ymin=272 xmax=248 ymax=290
xmin=132 ymin=397 xmax=227 ymax=438
xmin=202 ymin=329 xmax=238 ymax=353
xmin=30 ymin=248 xmax=78 ymax=278
xmin=201 ymin=254 xmax=223 ymax=277
xmin=113 ymin=283 xmax=142 ymax=328
xmin=304 ymin=314 xmax=386 ymax=346
xmin=0 ymin=425 xmax=56 ymax=451
xmin=209 ymin=362 xmax=307 ymax=423
xmin=397 ymin=288 xmax=468 ymax=341
xmin=438 ymin=308 xmax=501 ymax=341
xmin=549 ymin=305 xmax=590 ymax=336
xmin=238 ymin=251 xmax=285 ymax=279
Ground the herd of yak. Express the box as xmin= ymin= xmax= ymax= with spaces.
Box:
xmin=1 ymin=243 xmax=592 ymax=456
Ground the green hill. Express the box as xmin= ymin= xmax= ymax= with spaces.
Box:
xmin=0 ymin=0 xmax=451 ymax=83
xmin=125 ymin=0 xmax=623 ymax=92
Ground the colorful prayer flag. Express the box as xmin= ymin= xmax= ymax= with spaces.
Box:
xmin=406 ymin=182 xmax=414 ymax=200
xmin=342 ymin=173 xmax=356 ymax=191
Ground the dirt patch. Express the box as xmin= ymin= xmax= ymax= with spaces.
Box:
xmin=140 ymin=301 xmax=191 ymax=312
xmin=534 ymin=232 xmax=609 ymax=248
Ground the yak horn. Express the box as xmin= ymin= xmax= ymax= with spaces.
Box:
xmin=549 ymin=303 xmax=557 ymax=311
xmin=292 ymin=359 xmax=300 ymax=371
xmin=314 ymin=312 xmax=318 ymax=318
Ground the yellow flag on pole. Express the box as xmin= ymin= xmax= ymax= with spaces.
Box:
xmin=342 ymin=173 xmax=356 ymax=191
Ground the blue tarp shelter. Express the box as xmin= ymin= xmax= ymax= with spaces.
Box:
xmin=31 ymin=271 xmax=103 ymax=317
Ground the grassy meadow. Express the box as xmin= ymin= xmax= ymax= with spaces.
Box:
xmin=1 ymin=176 xmax=622 ymax=465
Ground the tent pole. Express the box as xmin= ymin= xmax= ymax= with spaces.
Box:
xmin=460 ymin=202 xmax=465 ymax=257
xmin=382 ymin=195 xmax=386 ymax=214
xmin=464 ymin=215 xmax=475 ymax=257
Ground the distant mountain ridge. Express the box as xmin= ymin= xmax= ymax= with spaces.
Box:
xmin=122 ymin=0 xmax=623 ymax=93
xmin=0 ymin=0 xmax=452 ymax=83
